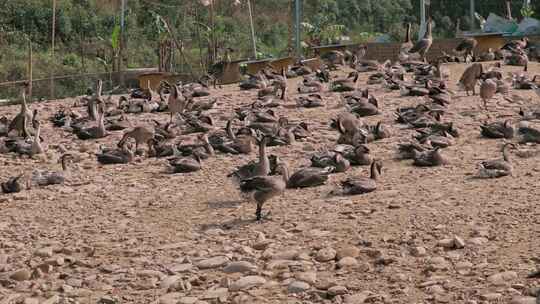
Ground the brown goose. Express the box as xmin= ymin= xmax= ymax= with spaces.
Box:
xmin=335 ymin=144 xmax=372 ymax=166
xmin=178 ymin=133 xmax=215 ymax=159
xmin=337 ymin=160 xmax=382 ymax=195
xmin=477 ymin=143 xmax=515 ymax=178
xmin=74 ymin=103 xmax=107 ymax=140
xmin=401 ymin=23 xmax=413 ymax=53
xmin=481 ymin=120 xmax=514 ymax=139
xmin=413 ymin=146 xmax=447 ymax=167
xmin=228 ymin=136 xmax=270 ymax=183
xmin=286 ymin=166 xmax=333 ymax=189
xmin=1 ymin=174 xmax=25 ymax=194
xmin=454 ymin=37 xmax=478 ymax=62
xmin=118 ymin=126 xmax=155 ymax=154
xmin=479 ymin=78 xmax=497 ymax=109
xmin=398 ymin=141 xmax=432 ymax=160
xmin=97 ymin=143 xmax=134 ymax=165
xmin=30 ymin=120 xmax=45 ymax=156
xmin=167 ymin=83 xmax=187 ymax=123
xmin=30 ymin=154 xmax=73 ymax=187
xmin=458 ymin=63 xmax=483 ymax=95
xmin=86 ymin=80 xmax=103 ymax=121
xmin=408 ymin=18 xmax=433 ymax=62
xmin=209 ymin=119 xmax=255 ymax=154
xmin=239 ymin=162 xmax=288 ymax=221
xmin=296 ymin=94 xmax=324 ymax=108
xmin=331 ymin=71 xmax=359 ymax=92
xmin=168 ymin=153 xmax=202 ymax=173
xmin=8 ymin=84 xmax=33 ymax=137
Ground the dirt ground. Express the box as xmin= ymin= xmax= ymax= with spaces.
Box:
xmin=0 ymin=63 xmax=538 ymax=304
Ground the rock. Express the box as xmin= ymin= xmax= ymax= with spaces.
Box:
xmin=10 ymin=269 xmax=31 ymax=281
xmin=272 ymin=250 xmax=299 ymax=260
xmin=336 ymin=246 xmax=360 ymax=259
xmin=455 ymin=261 xmax=473 ymax=275
xmin=453 ymin=236 xmax=465 ymax=249
xmin=410 ymin=246 xmax=427 ymax=257
xmin=23 ymin=298 xmax=40 ymax=304
xmin=178 ymin=297 xmax=198 ymax=304
xmin=509 ymin=296 xmax=537 ymax=304
xmin=437 ymin=238 xmax=455 ymax=249
xmin=160 ymin=275 xmax=182 ymax=290
xmin=288 ymin=280 xmax=311 ymax=293
xmin=137 ymin=269 xmax=164 ymax=278
xmin=66 ymin=278 xmax=83 ymax=288
xmin=468 ymin=237 xmax=488 ymax=246
xmin=159 ymin=293 xmax=184 ymax=304
xmin=168 ymin=263 xmax=193 ymax=273
xmin=230 ymin=276 xmax=266 ymax=291
xmin=294 ymin=271 xmax=317 ymax=285
xmin=196 ymin=256 xmax=230 ymax=269
xmin=487 ymin=271 xmax=518 ymax=286
xmin=223 ymin=261 xmax=257 ymax=274
xmin=344 ymin=291 xmax=372 ymax=304
xmin=480 ymin=293 xmax=502 ymax=301
xmin=202 ymin=288 xmax=229 ymax=300
xmin=337 ymin=257 xmax=358 ymax=268
xmin=328 ymin=285 xmax=348 ymax=296
xmin=315 ymin=247 xmax=336 ymax=262
xmin=35 ymin=247 xmax=53 ymax=258
xmin=42 ymin=296 xmax=61 ymax=304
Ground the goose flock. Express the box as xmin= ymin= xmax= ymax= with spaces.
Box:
xmin=1 ymin=22 xmax=540 ymax=226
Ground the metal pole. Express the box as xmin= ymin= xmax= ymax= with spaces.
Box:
xmin=294 ymin=0 xmax=302 ymax=57
xmin=470 ymin=0 xmax=475 ymax=29
xmin=50 ymin=0 xmax=56 ymax=100
xmin=247 ymin=0 xmax=257 ymax=59
xmin=120 ymin=0 xmax=126 ymax=88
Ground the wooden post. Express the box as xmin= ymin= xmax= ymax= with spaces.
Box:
xmin=470 ymin=0 xmax=475 ymax=29
xmin=247 ymin=0 xmax=257 ymax=59
xmin=120 ymin=0 xmax=126 ymax=88
xmin=50 ymin=0 xmax=56 ymax=100
xmin=294 ymin=0 xmax=302 ymax=57
xmin=28 ymin=39 xmax=33 ymax=100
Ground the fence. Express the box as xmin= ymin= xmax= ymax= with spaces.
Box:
xmin=0 ymin=1 xmax=538 ymax=102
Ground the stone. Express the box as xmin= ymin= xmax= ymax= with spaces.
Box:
xmin=411 ymin=246 xmax=427 ymax=257
xmin=294 ymin=271 xmax=317 ymax=285
xmin=229 ymin=276 xmax=266 ymax=291
xmin=272 ymin=250 xmax=299 ymax=260
xmin=288 ymin=280 xmax=311 ymax=293
xmin=168 ymin=263 xmax=192 ymax=273
xmin=437 ymin=239 xmax=455 ymax=249
xmin=337 ymin=257 xmax=358 ymax=268
xmin=159 ymin=293 xmax=184 ymax=304
xmin=160 ymin=275 xmax=182 ymax=290
xmin=315 ymin=247 xmax=336 ymax=262
xmin=344 ymin=291 xmax=372 ymax=304
xmin=35 ymin=247 xmax=53 ymax=258
xmin=42 ymin=296 xmax=60 ymax=304
xmin=23 ymin=298 xmax=40 ymax=304
xmin=487 ymin=271 xmax=518 ymax=286
xmin=509 ymin=296 xmax=537 ymax=304
xmin=453 ymin=236 xmax=466 ymax=249
xmin=480 ymin=293 xmax=502 ymax=301
xmin=196 ymin=256 xmax=230 ymax=269
xmin=223 ymin=261 xmax=257 ymax=274
xmin=328 ymin=285 xmax=348 ymax=296
xmin=336 ymin=246 xmax=360 ymax=259
xmin=202 ymin=288 xmax=229 ymax=300
xmin=468 ymin=237 xmax=488 ymax=246
xmin=10 ymin=269 xmax=31 ymax=281
xmin=178 ymin=297 xmax=198 ymax=304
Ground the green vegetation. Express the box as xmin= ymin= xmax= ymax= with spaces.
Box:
xmin=0 ymin=0 xmax=538 ymax=99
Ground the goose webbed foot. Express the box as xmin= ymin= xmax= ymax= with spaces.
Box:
xmin=255 ymin=205 xmax=272 ymax=223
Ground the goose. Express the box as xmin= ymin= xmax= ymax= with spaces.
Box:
xmin=74 ymin=103 xmax=107 ymax=140
xmin=104 ymin=114 xmax=132 ymax=131
xmin=477 ymin=143 xmax=515 ymax=178
xmin=184 ymin=112 xmax=215 ymax=133
xmin=239 ymin=161 xmax=288 ymax=222
xmin=408 ymin=18 xmax=433 ymax=62
xmin=85 ymin=80 xmax=103 ymax=121
xmin=518 ymin=124 xmax=540 ymax=144
xmin=8 ymin=84 xmax=33 ymax=137
xmin=286 ymin=166 xmax=333 ymax=189
xmin=228 ymin=135 xmax=270 ymax=183
xmin=118 ymin=126 xmax=155 ymax=154
xmin=97 ymin=143 xmax=135 ymax=165
xmin=178 ymin=133 xmax=215 ymax=159
xmin=454 ymin=37 xmax=478 ymax=62
xmin=167 ymin=83 xmax=187 ymax=123
xmin=413 ymin=146 xmax=447 ymax=166
xmin=398 ymin=141 xmax=432 ymax=160
xmin=333 ymin=112 xmax=364 ymax=135
xmin=322 ymin=50 xmax=346 ymax=69
xmin=153 ymin=120 xmax=179 ymax=139
xmin=30 ymin=154 xmax=73 ymax=187
xmin=415 ymin=130 xmax=454 ymax=148
xmin=479 ymin=78 xmax=497 ymax=109
xmin=501 ymin=37 xmax=528 ymax=51
xmin=335 ymin=144 xmax=372 ymax=166
xmin=272 ymin=69 xmax=288 ymax=100
xmin=481 ymin=120 xmax=514 ymax=139
xmin=400 ymin=23 xmax=413 ymax=54
xmin=331 ymin=71 xmax=359 ymax=92
xmin=168 ymin=153 xmax=202 ymax=173
xmin=458 ymin=63 xmax=483 ymax=95
xmin=187 ymin=98 xmax=217 ymax=112
xmin=1 ymin=174 xmax=25 ymax=194
xmin=209 ymin=120 xmax=255 ymax=154
xmin=311 ymin=151 xmax=350 ymax=172
xmin=30 ymin=120 xmax=45 ymax=156
xmin=479 ymin=48 xmax=496 ymax=61
xmin=297 ymin=81 xmax=323 ymax=94
xmin=337 ymin=160 xmax=382 ymax=195
xmin=297 ymin=94 xmax=324 ymax=108
xmin=291 ymin=122 xmax=310 ymax=140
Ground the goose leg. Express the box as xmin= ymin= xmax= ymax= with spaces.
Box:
xmin=255 ymin=202 xmax=263 ymax=221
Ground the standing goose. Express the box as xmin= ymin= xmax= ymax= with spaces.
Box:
xmin=30 ymin=120 xmax=45 ymax=156
xmin=239 ymin=162 xmax=288 ymax=221
xmin=481 ymin=120 xmax=514 ymax=139
xmin=479 ymin=78 xmax=497 ymax=109
xmin=458 ymin=63 xmax=483 ymax=95
xmin=228 ymin=136 xmax=270 ymax=183
xmin=477 ymin=143 xmax=515 ymax=178
xmin=8 ymin=83 xmax=33 ymax=137
xmin=337 ymin=160 xmax=382 ymax=195
xmin=87 ymin=80 xmax=103 ymax=121
xmin=167 ymin=83 xmax=187 ymax=123
xmin=400 ymin=23 xmax=413 ymax=53
xmin=408 ymin=18 xmax=433 ymax=62
xmin=118 ymin=126 xmax=155 ymax=154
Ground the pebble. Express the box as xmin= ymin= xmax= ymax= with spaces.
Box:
xmin=509 ymin=296 xmax=537 ymax=304
xmin=411 ymin=246 xmax=427 ymax=257
xmin=336 ymin=246 xmax=360 ymax=259
xmin=453 ymin=236 xmax=465 ymax=248
xmin=328 ymin=285 xmax=348 ymax=296
xmin=223 ymin=261 xmax=257 ymax=273
xmin=337 ymin=257 xmax=358 ymax=268
xmin=315 ymin=247 xmax=336 ymax=262
xmin=10 ymin=269 xmax=31 ymax=281
xmin=159 ymin=293 xmax=183 ymax=304
xmin=468 ymin=237 xmax=488 ymax=246
xmin=294 ymin=271 xmax=317 ymax=285
xmin=202 ymin=287 xmax=229 ymax=300
xmin=272 ymin=250 xmax=299 ymax=260
xmin=35 ymin=247 xmax=53 ymax=258
xmin=178 ymin=297 xmax=198 ymax=304
xmin=23 ymin=298 xmax=40 ymax=304
xmin=480 ymin=293 xmax=502 ymax=301
xmin=160 ymin=275 xmax=182 ymax=290
xmin=229 ymin=275 xmax=266 ymax=291
xmin=42 ymin=296 xmax=61 ymax=304
xmin=344 ymin=291 xmax=372 ymax=304
xmin=196 ymin=256 xmax=230 ymax=269
xmin=487 ymin=271 xmax=518 ymax=286
xmin=168 ymin=263 xmax=193 ymax=273
xmin=288 ymin=280 xmax=311 ymax=293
